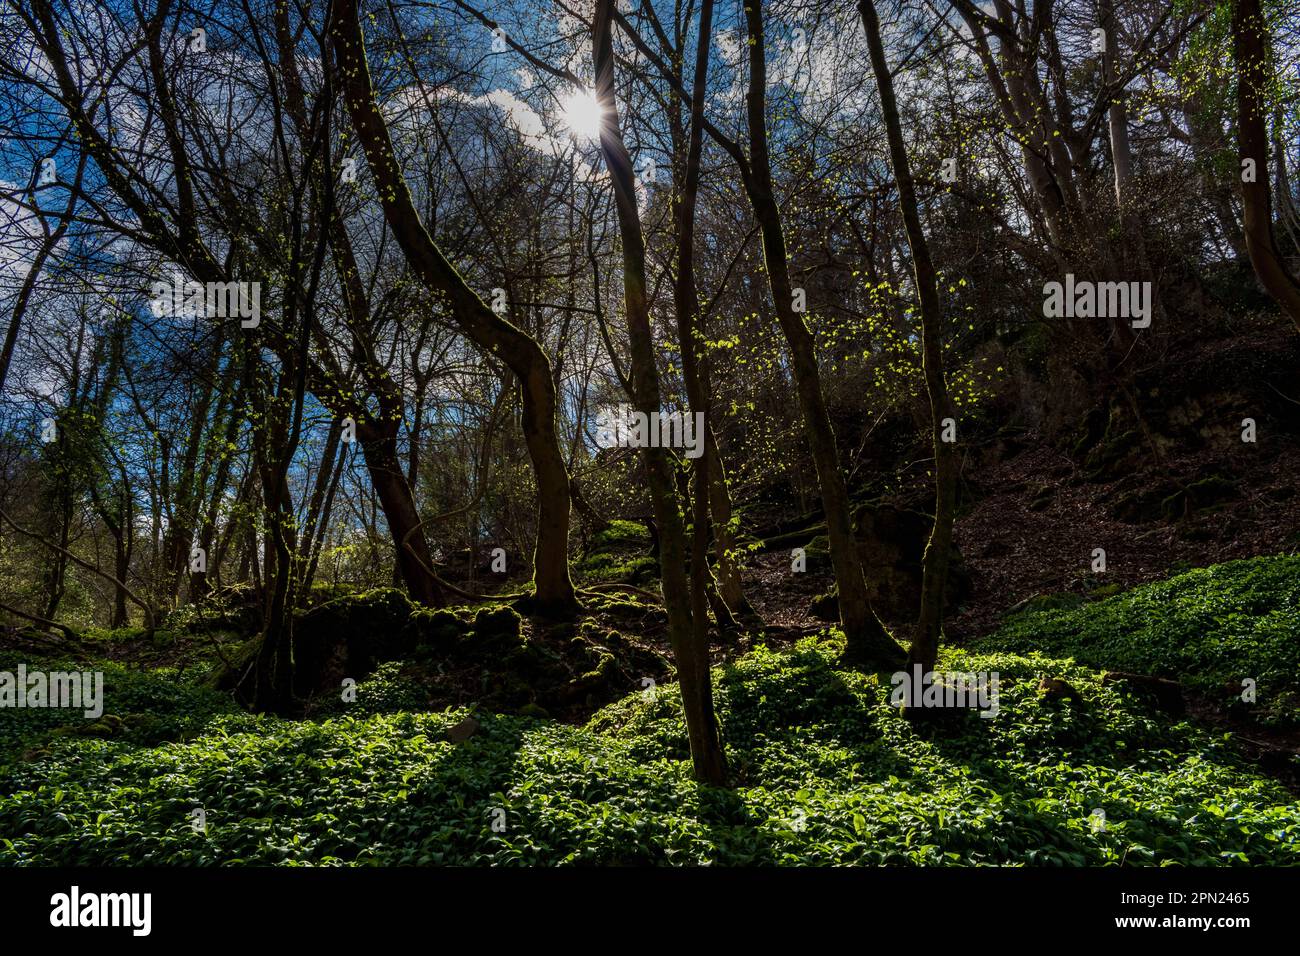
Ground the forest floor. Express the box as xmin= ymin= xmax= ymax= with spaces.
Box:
xmin=745 ymin=438 xmax=1300 ymax=636
xmin=4 ymin=409 xmax=1298 ymax=777
xmin=3 ymin=607 xmax=1297 ymax=865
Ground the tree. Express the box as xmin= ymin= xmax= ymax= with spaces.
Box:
xmin=1232 ymin=0 xmax=1300 ymax=330
xmin=591 ymin=0 xmax=726 ymax=784
xmin=332 ymin=0 xmax=578 ymax=616
xmin=737 ymin=0 xmax=904 ymax=669
xmin=858 ymin=0 xmax=957 ymax=682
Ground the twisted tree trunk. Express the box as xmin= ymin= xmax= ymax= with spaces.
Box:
xmin=332 ymin=0 xmax=577 ymax=615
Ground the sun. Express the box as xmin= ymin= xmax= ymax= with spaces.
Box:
xmin=559 ymin=89 xmax=603 ymax=141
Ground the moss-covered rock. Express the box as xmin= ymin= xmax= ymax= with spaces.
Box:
xmin=1070 ymin=405 xmax=1108 ymax=459
xmin=411 ymin=607 xmax=470 ymax=651
xmin=855 ymin=503 xmax=967 ymax=618
xmin=1160 ymin=475 xmax=1240 ymax=521
xmin=1084 ymin=427 xmax=1142 ymax=480
xmin=805 ymin=505 xmax=968 ymax=622
xmin=163 ymin=582 xmax=263 ymax=633
xmin=290 ymin=588 xmax=418 ymax=697
xmin=575 ymin=521 xmax=661 ymax=585
xmin=801 ymin=535 xmax=832 ymax=571
xmin=1027 ymin=483 xmax=1056 ymax=512
xmin=469 ymin=606 xmax=525 ymax=650
xmin=588 ymin=520 xmax=650 ymax=549
xmin=1109 ymin=480 xmax=1178 ymax=524
xmin=761 ymin=524 xmax=825 ymax=552
xmin=809 ymin=588 xmax=838 ymax=621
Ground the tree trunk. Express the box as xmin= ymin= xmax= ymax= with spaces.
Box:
xmin=1 ymin=153 xmax=83 ymax=395
xmin=1232 ymin=0 xmax=1300 ymax=330
xmin=112 ymin=532 xmax=131 ymax=628
xmin=742 ymin=0 xmax=904 ymax=669
xmin=251 ymin=398 xmax=297 ymax=712
xmin=672 ymin=0 xmax=751 ymax=628
xmin=1275 ymin=111 xmax=1300 ymax=254
xmin=331 ymin=0 xmax=577 ymax=615
xmin=704 ymin=425 xmax=750 ymax=617
xmin=357 ymin=421 xmax=446 ymax=607
xmin=1101 ymin=0 xmax=1135 ymax=213
xmin=954 ymin=2 xmax=1072 ymax=257
xmin=304 ymin=441 xmax=347 ymax=593
xmin=1099 ymin=0 xmax=1155 ymax=329
xmin=859 ymin=0 xmax=958 ymax=681
xmin=593 ymin=0 xmax=726 ymax=784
